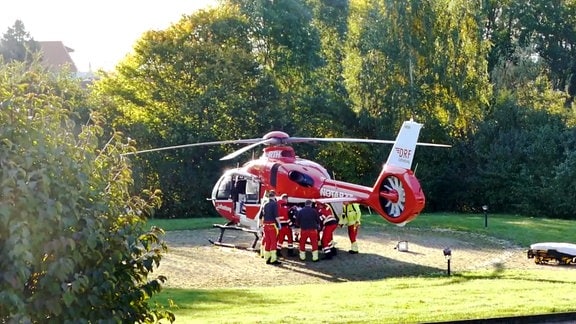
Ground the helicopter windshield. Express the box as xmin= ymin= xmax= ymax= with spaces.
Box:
xmin=212 ymin=175 xmax=233 ymax=200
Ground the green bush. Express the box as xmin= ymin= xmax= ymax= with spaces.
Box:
xmin=0 ymin=62 xmax=173 ymax=322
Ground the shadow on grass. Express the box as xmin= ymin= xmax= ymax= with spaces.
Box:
xmin=273 ymin=247 xmax=442 ymax=282
xmin=435 ymin=261 xmax=576 ymax=287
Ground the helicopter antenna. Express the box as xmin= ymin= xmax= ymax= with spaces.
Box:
xmin=332 ymin=171 xmax=340 ymax=193
xmin=413 ymin=163 xmax=419 ymax=175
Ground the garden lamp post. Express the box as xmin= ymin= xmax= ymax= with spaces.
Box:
xmin=443 ymin=248 xmax=452 ymax=276
xmin=482 ymin=205 xmax=489 ymax=227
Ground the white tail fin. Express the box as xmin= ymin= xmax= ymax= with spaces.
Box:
xmin=385 ymin=120 xmax=423 ymax=170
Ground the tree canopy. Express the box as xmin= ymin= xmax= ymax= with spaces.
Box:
xmin=4 ymin=0 xmax=576 ymax=321
xmin=88 ymin=0 xmax=576 ymax=219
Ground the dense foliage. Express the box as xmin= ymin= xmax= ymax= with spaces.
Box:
xmin=3 ymin=0 xmax=576 ymax=320
xmin=0 ymin=61 xmax=172 ymax=322
xmin=89 ymin=0 xmax=576 ymax=219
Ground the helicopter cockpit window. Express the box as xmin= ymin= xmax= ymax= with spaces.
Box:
xmin=288 ymin=171 xmax=314 ymax=187
xmin=213 ymin=175 xmax=233 ymax=200
xmin=244 ymin=179 xmax=260 ymax=203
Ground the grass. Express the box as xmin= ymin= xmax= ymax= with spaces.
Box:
xmin=148 ymin=213 xmax=576 ymax=323
xmin=361 ymin=212 xmax=576 ymax=246
xmin=147 ymin=217 xmax=217 ymax=231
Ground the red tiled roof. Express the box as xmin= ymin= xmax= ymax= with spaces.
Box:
xmin=38 ymin=41 xmax=78 ymax=73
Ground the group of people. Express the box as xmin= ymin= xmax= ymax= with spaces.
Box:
xmin=259 ymin=190 xmax=362 ymax=265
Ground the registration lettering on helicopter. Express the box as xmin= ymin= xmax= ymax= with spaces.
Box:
xmin=215 ymin=203 xmax=232 ymax=213
xmin=267 ymin=150 xmax=283 ymax=159
xmin=395 ymin=147 xmax=412 ymax=159
xmin=320 ymin=187 xmax=354 ymax=198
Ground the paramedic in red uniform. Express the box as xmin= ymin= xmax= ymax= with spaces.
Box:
xmin=277 ymin=193 xmax=295 ymax=256
xmin=317 ymin=202 xmax=338 ymax=259
xmin=295 ymin=200 xmax=321 ymax=262
xmin=262 ymin=191 xmax=281 ymax=265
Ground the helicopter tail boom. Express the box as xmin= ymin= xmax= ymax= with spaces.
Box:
xmin=318 ymin=120 xmax=426 ymax=225
xmin=318 ymin=168 xmax=424 ymax=226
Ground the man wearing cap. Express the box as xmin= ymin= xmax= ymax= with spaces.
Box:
xmin=295 ymin=200 xmax=321 ymax=262
xmin=261 ymin=191 xmax=281 ymax=265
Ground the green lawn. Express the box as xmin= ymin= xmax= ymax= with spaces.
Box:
xmin=148 ymin=213 xmax=576 ymax=323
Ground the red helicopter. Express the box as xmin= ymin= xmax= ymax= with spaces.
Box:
xmin=128 ymin=120 xmax=449 ymax=249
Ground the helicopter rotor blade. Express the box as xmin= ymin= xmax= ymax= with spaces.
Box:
xmin=415 ymin=142 xmax=452 ymax=148
xmin=122 ymin=138 xmax=262 ymax=156
xmin=122 ymin=133 xmax=450 ymax=158
xmin=220 ymin=138 xmax=277 ymax=161
xmin=288 ymin=137 xmax=451 ymax=147
xmin=288 ymin=137 xmax=395 ymax=144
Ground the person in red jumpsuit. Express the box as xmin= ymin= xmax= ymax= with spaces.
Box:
xmin=295 ymin=200 xmax=321 ymax=262
xmin=276 ymin=194 xmax=295 ymax=257
xmin=261 ymin=191 xmax=281 ymax=265
xmin=317 ymin=202 xmax=338 ymax=259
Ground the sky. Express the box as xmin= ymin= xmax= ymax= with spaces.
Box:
xmin=1 ymin=0 xmax=217 ymax=72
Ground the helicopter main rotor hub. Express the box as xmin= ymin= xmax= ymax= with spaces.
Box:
xmin=262 ymin=131 xmax=290 ymax=144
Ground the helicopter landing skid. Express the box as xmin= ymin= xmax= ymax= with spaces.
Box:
xmin=208 ymin=223 xmax=260 ymax=252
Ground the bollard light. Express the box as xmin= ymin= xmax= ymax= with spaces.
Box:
xmin=482 ymin=205 xmax=489 ymax=227
xmin=396 ymin=241 xmax=409 ymax=252
xmin=443 ymin=248 xmax=452 ymax=276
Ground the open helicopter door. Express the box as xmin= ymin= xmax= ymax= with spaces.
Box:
xmin=209 ymin=170 xmax=263 ymax=250
xmin=211 ymin=170 xmax=262 ymax=229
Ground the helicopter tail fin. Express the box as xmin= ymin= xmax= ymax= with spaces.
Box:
xmin=364 ymin=120 xmax=425 ymax=225
xmin=385 ymin=119 xmax=423 ymax=170
xmin=318 ymin=120 xmax=443 ymax=226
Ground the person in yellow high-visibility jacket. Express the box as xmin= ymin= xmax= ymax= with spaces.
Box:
xmin=339 ymin=203 xmax=362 ymax=254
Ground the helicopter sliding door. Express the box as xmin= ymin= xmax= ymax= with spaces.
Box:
xmin=244 ymin=178 xmax=260 ymax=204
xmin=233 ymin=176 xmax=261 ymax=215
xmin=233 ymin=175 xmax=261 ymax=229
xmin=211 ymin=171 xmax=262 ymax=228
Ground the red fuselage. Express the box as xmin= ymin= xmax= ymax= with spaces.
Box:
xmin=211 ymin=145 xmax=425 ymax=229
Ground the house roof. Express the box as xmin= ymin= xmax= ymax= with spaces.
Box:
xmin=38 ymin=41 xmax=78 ymax=73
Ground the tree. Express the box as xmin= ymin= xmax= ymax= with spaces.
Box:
xmin=0 ymin=20 xmax=39 ymax=63
xmin=483 ymin=0 xmax=576 ymax=105
xmin=472 ymin=92 xmax=567 ymax=215
xmin=94 ymin=5 xmax=271 ymax=217
xmin=514 ymin=0 xmax=576 ymax=105
xmin=0 ymin=61 xmax=172 ymax=322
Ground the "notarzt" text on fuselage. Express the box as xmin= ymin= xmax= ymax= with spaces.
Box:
xmin=320 ymin=187 xmax=354 ymax=198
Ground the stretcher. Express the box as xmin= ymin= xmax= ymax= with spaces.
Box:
xmin=527 ymin=242 xmax=576 ymax=265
